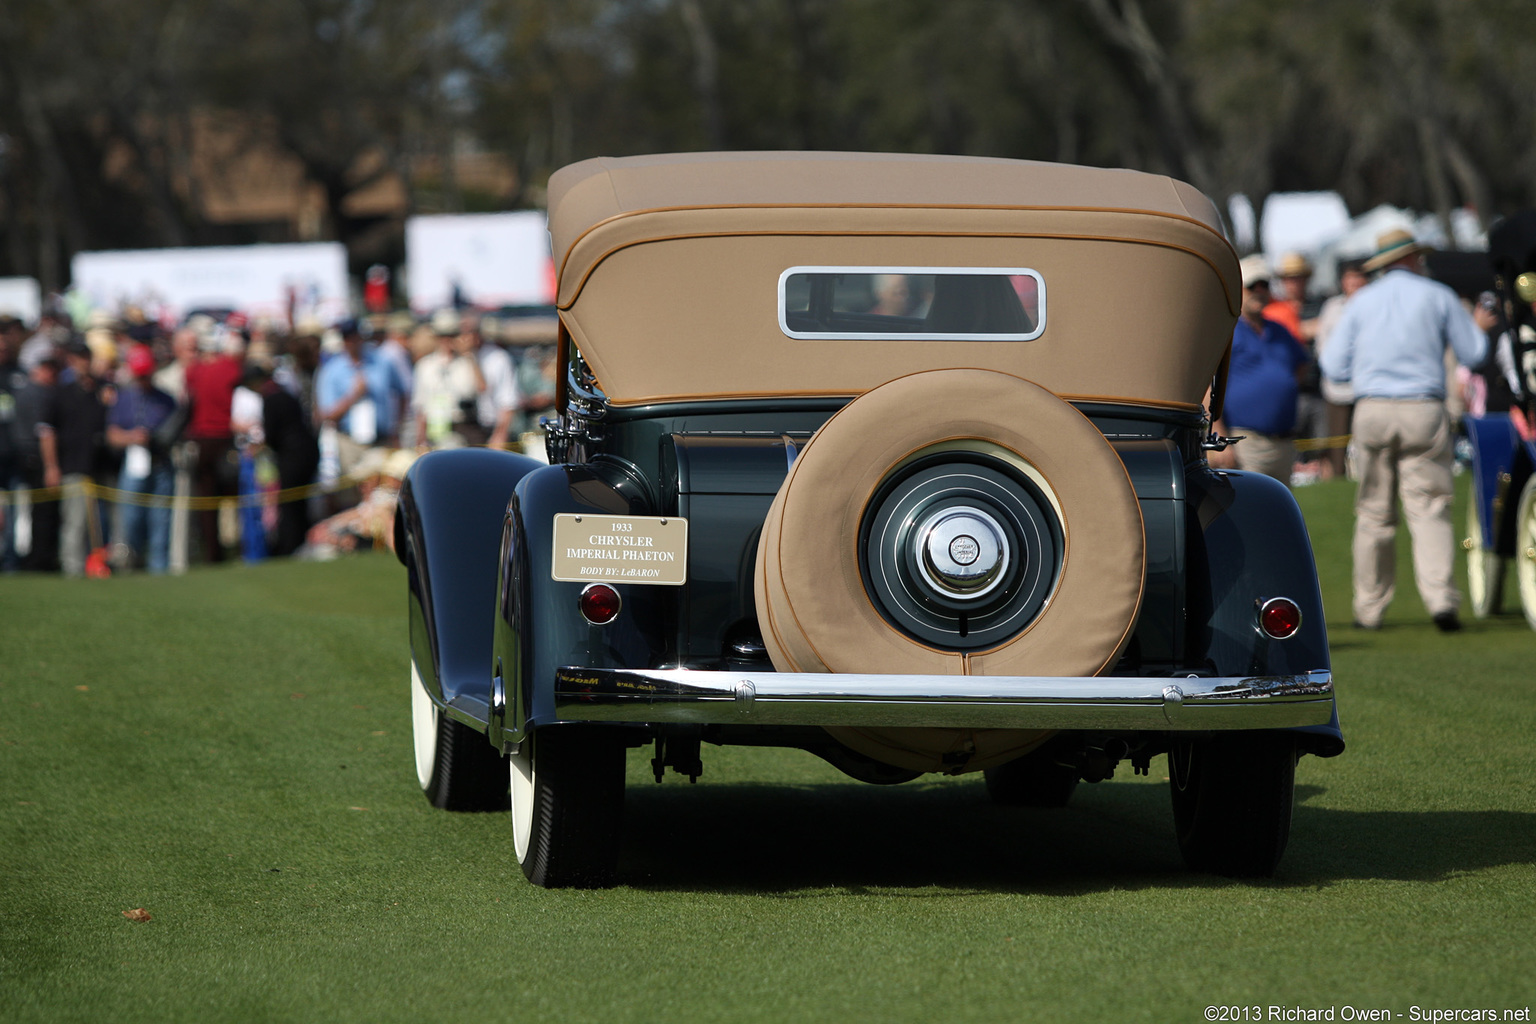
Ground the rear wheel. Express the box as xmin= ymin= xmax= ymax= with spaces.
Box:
xmin=983 ymin=748 xmax=1079 ymax=808
xmin=1465 ymin=497 xmax=1505 ymax=618
xmin=412 ymin=659 xmax=508 ymax=811
xmin=511 ymin=726 xmax=626 ymax=888
xmin=1169 ymin=733 xmax=1296 ymax=877
xmin=1517 ymin=476 xmax=1536 ymax=632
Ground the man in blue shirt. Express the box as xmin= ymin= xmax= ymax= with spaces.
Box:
xmin=315 ymin=319 xmax=412 ymax=473
xmin=107 ymin=344 xmax=179 ymax=573
xmin=1320 ymin=229 xmax=1487 ymax=632
xmin=1218 ymin=255 xmax=1311 ymax=482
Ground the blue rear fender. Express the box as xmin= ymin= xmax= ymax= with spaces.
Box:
xmin=1185 ymin=467 xmax=1343 ymax=756
xmin=495 ymin=462 xmax=671 ymax=748
xmin=397 ymin=448 xmax=545 ymax=723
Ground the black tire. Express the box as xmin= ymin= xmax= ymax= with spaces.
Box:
xmin=412 ymin=659 xmax=508 ymax=812
xmin=1465 ymin=497 xmax=1505 ymax=618
xmin=983 ymin=748 xmax=1079 ymax=808
xmin=1169 ymin=732 xmax=1296 ymax=877
xmin=511 ymin=726 xmax=626 ymax=888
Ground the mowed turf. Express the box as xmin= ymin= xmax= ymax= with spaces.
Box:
xmin=2 ymin=477 xmax=1533 ymax=1023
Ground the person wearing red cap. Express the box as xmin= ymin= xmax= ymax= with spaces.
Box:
xmin=184 ymin=325 xmax=244 ymax=562
xmin=106 ymin=344 xmax=180 ymax=573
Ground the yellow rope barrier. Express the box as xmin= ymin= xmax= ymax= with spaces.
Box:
xmin=1293 ymin=434 xmax=1353 ymax=453
xmin=0 ymin=471 xmax=376 ymax=510
xmin=0 ymin=441 xmax=525 ymax=509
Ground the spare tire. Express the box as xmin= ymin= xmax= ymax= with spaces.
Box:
xmin=753 ymin=369 xmax=1146 ymax=773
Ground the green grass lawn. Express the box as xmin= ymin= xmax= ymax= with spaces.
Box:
xmin=2 ymin=476 xmax=1533 ymax=1023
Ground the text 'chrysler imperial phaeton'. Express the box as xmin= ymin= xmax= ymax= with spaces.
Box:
xmin=397 ymin=151 xmax=1344 ymax=887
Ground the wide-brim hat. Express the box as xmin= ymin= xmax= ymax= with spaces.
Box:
xmin=1363 ymin=228 xmax=1432 ymax=272
xmin=1239 ymin=254 xmax=1271 ymax=288
xmin=1277 ymin=252 xmax=1313 ymax=277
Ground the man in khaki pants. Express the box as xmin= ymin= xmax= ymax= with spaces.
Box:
xmin=1319 ymin=229 xmax=1487 ymax=631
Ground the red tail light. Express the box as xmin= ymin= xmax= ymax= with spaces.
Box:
xmin=1258 ymin=597 xmax=1302 ymax=639
xmin=579 ymin=583 xmax=622 ymax=625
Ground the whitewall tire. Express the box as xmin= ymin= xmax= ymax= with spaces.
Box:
xmin=509 ymin=727 xmax=626 ymax=888
xmin=410 ymin=656 xmax=508 ymax=811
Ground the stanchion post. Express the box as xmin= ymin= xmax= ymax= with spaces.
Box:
xmin=170 ymin=441 xmax=193 ymax=576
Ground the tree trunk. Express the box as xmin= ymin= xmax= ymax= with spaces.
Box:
xmin=1416 ymin=116 xmax=1456 ymax=248
xmin=678 ymin=0 xmax=724 ymax=149
xmin=1075 ymin=0 xmax=1217 ymax=198
xmin=1442 ymin=135 xmax=1491 ymax=232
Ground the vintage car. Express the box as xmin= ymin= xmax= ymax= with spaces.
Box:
xmin=397 ymin=152 xmax=1343 ymax=888
xmin=1461 ymin=212 xmax=1536 ymax=629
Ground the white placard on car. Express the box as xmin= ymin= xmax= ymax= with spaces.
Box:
xmin=551 ymin=514 xmax=688 ymax=585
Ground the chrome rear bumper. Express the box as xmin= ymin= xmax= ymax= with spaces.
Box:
xmin=553 ymin=667 xmax=1334 ymax=731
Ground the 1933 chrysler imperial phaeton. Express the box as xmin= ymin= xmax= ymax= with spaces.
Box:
xmin=397 ymin=152 xmax=1343 ymax=887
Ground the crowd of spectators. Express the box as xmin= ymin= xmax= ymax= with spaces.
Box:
xmin=1213 ymin=227 xmax=1536 ymax=633
xmin=1212 ymin=237 xmax=1526 ymax=487
xmin=0 ymin=305 xmax=557 ymax=576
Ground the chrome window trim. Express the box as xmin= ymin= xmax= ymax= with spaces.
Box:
xmin=778 ymin=265 xmax=1047 ymax=341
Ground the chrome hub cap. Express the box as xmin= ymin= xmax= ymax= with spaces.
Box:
xmin=916 ymin=507 xmax=1009 ymax=600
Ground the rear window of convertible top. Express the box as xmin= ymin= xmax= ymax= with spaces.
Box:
xmin=779 ymin=267 xmax=1045 ymax=341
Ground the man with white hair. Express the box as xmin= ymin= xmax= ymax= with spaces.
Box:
xmin=1320 ymin=228 xmax=1487 ymax=632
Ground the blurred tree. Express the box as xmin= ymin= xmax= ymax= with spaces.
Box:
xmin=0 ymin=0 xmax=207 ymax=287
xmin=1184 ymin=0 xmax=1536 ymax=246
xmin=5 ymin=0 xmax=1536 ymax=287
xmin=195 ymin=0 xmax=467 ymax=252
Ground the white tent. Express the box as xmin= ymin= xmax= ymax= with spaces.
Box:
xmin=1236 ymin=191 xmax=1489 ymax=296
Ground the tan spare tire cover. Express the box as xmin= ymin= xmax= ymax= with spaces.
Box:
xmin=753 ymin=368 xmax=1146 ymax=773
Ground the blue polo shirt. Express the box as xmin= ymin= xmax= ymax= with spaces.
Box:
xmin=1225 ymin=317 xmax=1309 ymax=436
xmin=315 ymin=346 xmax=411 ymax=440
xmin=109 ymin=382 xmax=178 ymax=434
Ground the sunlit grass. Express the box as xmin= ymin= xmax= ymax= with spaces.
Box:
xmin=1 ymin=475 xmax=1532 ymax=1022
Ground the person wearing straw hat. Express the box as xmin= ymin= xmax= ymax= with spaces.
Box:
xmin=1263 ymin=251 xmax=1319 ymax=342
xmin=1319 ymin=228 xmax=1487 ymax=632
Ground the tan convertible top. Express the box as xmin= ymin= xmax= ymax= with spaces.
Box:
xmin=548 ymin=151 xmax=1238 ymax=409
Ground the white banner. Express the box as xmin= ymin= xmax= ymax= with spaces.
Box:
xmin=70 ymin=243 xmax=350 ymax=327
xmin=0 ymin=276 xmax=41 ymax=324
xmin=406 ymin=211 xmax=555 ymax=312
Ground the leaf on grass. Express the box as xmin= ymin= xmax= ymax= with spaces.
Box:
xmin=123 ymin=908 xmax=152 ymax=922
xmin=348 ymin=806 xmax=368 ymax=811
xmin=75 ymin=685 xmax=89 ymax=692
xmin=290 ymin=693 xmax=306 ymax=700
xmin=371 ymin=730 xmax=386 ymax=736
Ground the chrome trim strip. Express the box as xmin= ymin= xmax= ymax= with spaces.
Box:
xmin=554 ymin=668 xmax=1334 ymax=730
